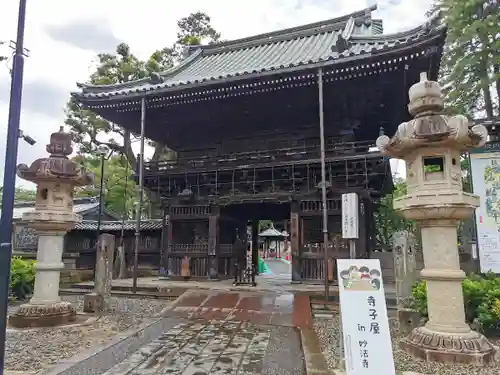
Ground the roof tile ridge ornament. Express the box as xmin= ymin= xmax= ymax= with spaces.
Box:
xmin=376 ymin=72 xmax=488 ymax=158
xmin=331 ymin=16 xmax=355 ymax=53
xmin=351 ymin=17 xmax=443 ymax=43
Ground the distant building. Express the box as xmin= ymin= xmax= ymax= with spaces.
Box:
xmin=11 ymin=197 xmax=162 ymax=278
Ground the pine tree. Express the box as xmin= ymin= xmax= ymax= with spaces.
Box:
xmin=431 ymin=0 xmax=499 ymax=118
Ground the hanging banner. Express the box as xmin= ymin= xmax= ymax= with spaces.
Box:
xmin=470 ymin=141 xmax=500 ymax=274
xmin=337 ymin=258 xmax=395 ymax=375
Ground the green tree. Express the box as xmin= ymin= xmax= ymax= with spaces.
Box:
xmin=429 ymin=0 xmax=499 ymax=117
xmin=0 ymin=187 xmax=36 ymax=202
xmin=65 ymin=43 xmax=169 ymax=164
xmin=172 ymin=12 xmax=221 ymax=57
xmin=73 ymin=155 xmax=138 ymax=219
xmin=373 ymin=178 xmax=413 ymax=251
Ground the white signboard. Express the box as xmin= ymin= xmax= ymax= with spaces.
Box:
xmin=337 ymin=259 xmax=395 ymax=375
xmin=342 ymin=193 xmax=359 ymax=239
xmin=470 ymin=144 xmax=500 ymax=273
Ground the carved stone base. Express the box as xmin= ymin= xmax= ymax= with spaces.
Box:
xmin=397 ymin=308 xmax=422 ymax=333
xmin=400 ymin=326 xmax=496 ymax=366
xmin=9 ymin=301 xmax=76 ymax=328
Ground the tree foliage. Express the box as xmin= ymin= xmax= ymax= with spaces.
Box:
xmin=65 ymin=11 xmax=221 ymax=168
xmin=0 ymin=187 xmax=36 ymax=202
xmin=73 ymin=155 xmax=138 ymax=219
xmin=430 ymin=0 xmax=499 ymax=117
xmin=374 ymin=178 xmax=414 ymax=251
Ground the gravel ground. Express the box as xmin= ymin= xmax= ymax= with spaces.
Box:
xmin=262 ymin=326 xmax=306 ymax=375
xmin=313 ymin=314 xmax=500 ymax=375
xmin=6 ymin=296 xmax=170 ymax=372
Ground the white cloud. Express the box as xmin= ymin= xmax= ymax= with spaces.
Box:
xmin=0 ymin=0 xmax=432 ymax=187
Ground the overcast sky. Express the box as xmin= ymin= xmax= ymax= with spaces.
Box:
xmin=0 ymin=0 xmax=433 ymax=189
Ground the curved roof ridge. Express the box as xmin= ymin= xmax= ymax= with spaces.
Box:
xmin=71 ymin=6 xmax=446 ymax=101
xmin=77 ymin=49 xmax=204 ymax=93
xmin=76 ymin=6 xmax=377 ymax=93
xmin=201 ymin=5 xmax=378 ymax=54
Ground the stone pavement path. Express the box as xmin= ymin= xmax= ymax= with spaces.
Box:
xmin=162 ymin=289 xmax=311 ymax=329
xmin=102 ymin=319 xmax=304 ymax=375
xmin=260 ymin=259 xmax=291 ymax=282
xmin=100 ymin=290 xmax=309 ymax=375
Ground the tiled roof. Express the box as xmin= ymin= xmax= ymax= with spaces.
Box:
xmin=11 ymin=197 xmax=101 ymax=220
xmin=259 ymin=227 xmax=287 ymax=238
xmin=72 ymin=6 xmax=444 ymax=101
xmin=74 ymin=220 xmax=162 ymax=231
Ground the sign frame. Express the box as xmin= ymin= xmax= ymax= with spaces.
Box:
xmin=337 ymin=258 xmax=395 ymax=375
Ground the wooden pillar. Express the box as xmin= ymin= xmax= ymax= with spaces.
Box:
xmin=208 ymin=205 xmax=220 ymax=280
xmin=251 ymin=220 xmax=259 ymax=274
xmin=160 ymin=203 xmax=171 ymax=278
xmin=290 ymin=199 xmax=302 ymax=283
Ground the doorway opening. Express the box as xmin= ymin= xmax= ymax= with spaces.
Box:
xmin=222 ymin=201 xmax=291 ymax=286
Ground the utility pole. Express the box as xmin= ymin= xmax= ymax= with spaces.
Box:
xmin=317 ymin=68 xmax=329 ymax=301
xmin=0 ymin=1 xmax=28 ymax=373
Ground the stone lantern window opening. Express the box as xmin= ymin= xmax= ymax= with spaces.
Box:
xmin=40 ymin=188 xmax=48 ymax=200
xmin=423 ymin=156 xmax=444 ymax=181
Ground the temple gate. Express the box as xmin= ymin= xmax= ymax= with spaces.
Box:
xmin=71 ymin=6 xmax=446 ymax=283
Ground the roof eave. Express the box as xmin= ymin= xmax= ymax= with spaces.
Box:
xmin=73 ymin=27 xmax=446 ymax=104
xmin=75 ymin=6 xmax=380 ymax=95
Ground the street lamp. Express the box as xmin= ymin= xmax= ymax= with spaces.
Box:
xmin=0 ymin=0 xmax=28 ymax=372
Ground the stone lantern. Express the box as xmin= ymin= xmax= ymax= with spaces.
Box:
xmin=376 ymin=73 xmax=496 ymax=365
xmin=9 ymin=126 xmax=94 ymax=328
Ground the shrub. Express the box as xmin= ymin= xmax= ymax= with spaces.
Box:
xmin=9 ymin=257 xmax=35 ymax=301
xmin=410 ymin=272 xmax=500 ymax=336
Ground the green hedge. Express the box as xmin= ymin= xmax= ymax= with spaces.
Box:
xmin=9 ymin=257 xmax=35 ymax=301
xmin=411 ymin=272 xmax=500 ymax=336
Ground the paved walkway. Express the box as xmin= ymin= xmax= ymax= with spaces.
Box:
xmin=102 ymin=319 xmax=304 ymax=375
xmin=260 ymin=259 xmax=291 ymax=282
xmin=163 ymin=289 xmax=311 ymax=328
xmin=72 ymin=276 xmax=397 ymax=296
xmin=100 ymin=290 xmax=310 ymax=375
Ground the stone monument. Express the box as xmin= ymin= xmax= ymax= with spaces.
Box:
xmin=9 ymin=126 xmax=94 ymax=328
xmin=84 ymin=233 xmax=115 ymax=313
xmin=393 ymin=230 xmax=418 ymax=307
xmin=393 ymin=231 xmax=422 ymax=333
xmin=376 ymin=72 xmax=496 ymax=365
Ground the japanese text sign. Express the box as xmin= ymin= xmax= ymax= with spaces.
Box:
xmin=342 ymin=193 xmax=359 ymax=239
xmin=337 ymin=259 xmax=395 ymax=375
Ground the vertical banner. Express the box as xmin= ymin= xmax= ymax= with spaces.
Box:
xmin=470 ymin=141 xmax=500 ymax=273
xmin=337 ymin=259 xmax=395 ymax=375
xmin=342 ymin=193 xmax=359 ymax=239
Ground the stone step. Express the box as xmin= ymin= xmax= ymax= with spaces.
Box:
xmin=59 ymin=288 xmax=183 ymax=300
